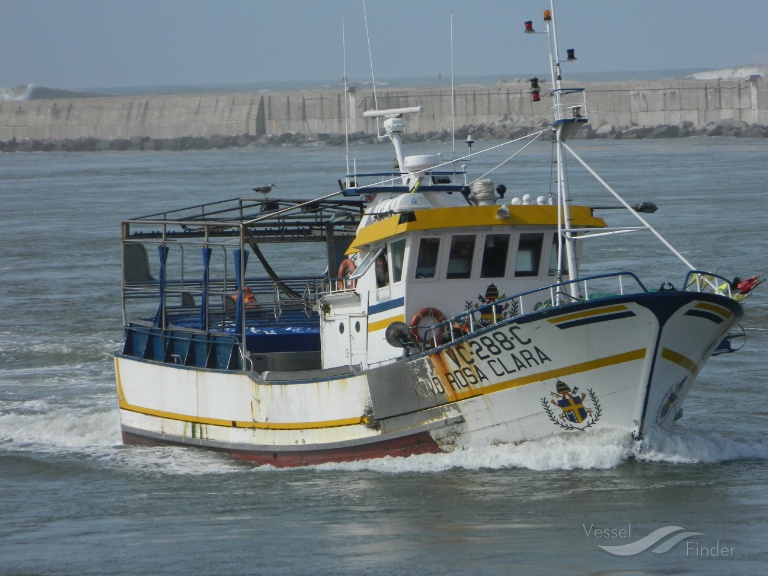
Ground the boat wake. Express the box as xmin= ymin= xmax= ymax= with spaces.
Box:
xmin=2 ymin=400 xmax=767 ymax=475
xmin=306 ymin=426 xmax=768 ymax=474
xmin=0 ymin=400 xmax=120 ymax=452
xmin=0 ymin=402 xmax=250 ymax=475
xmin=636 ymin=425 xmax=768 ymax=465
xmin=312 ymin=429 xmax=636 ymax=473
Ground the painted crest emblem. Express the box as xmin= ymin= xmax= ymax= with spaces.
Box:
xmin=656 ymin=377 xmax=687 ymax=424
xmin=541 ymin=380 xmax=602 ymax=431
xmin=463 ymin=284 xmax=519 ymax=326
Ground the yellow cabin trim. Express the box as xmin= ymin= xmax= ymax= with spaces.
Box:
xmin=347 ymin=204 xmax=605 ymax=252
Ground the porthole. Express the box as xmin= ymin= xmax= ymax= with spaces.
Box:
xmin=339 ymin=323 xmax=345 ymax=334
xmin=355 ymin=321 xmax=361 ymax=333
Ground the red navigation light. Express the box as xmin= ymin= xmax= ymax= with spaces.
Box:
xmin=524 ymin=20 xmax=534 ymax=33
xmin=530 ymin=77 xmax=541 ymax=102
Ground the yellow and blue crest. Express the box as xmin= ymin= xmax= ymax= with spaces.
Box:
xmin=541 ymin=380 xmax=602 ymax=431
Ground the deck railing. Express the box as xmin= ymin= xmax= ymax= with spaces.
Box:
xmin=420 ymin=271 xmax=647 ymax=349
xmin=683 ymin=270 xmax=735 ymax=298
xmin=418 ymin=270 xmax=737 ymax=349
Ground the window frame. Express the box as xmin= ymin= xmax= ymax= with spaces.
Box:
xmin=446 ymin=234 xmax=477 ymax=280
xmin=414 ymin=236 xmax=442 ymax=280
xmin=480 ymin=233 xmax=511 ymax=279
xmin=514 ymin=232 xmax=544 ymax=277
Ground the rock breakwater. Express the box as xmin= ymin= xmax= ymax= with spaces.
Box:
xmin=1 ymin=117 xmax=765 ymax=153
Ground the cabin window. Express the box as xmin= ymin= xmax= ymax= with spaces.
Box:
xmin=480 ymin=234 xmax=510 ymax=278
xmin=514 ymin=233 xmax=543 ymax=277
xmin=349 ymin=245 xmax=384 ymax=281
xmin=415 ymin=237 xmax=440 ymax=279
xmin=390 ymin=239 xmax=406 ymax=283
xmin=447 ymin=235 xmax=476 ymax=279
xmin=548 ymin=234 xmax=570 ymax=276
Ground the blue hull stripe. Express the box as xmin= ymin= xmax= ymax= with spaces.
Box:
xmin=684 ymin=309 xmax=724 ymax=324
xmin=369 ymin=297 xmax=405 ymax=315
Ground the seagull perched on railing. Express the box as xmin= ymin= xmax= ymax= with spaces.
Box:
xmin=252 ymin=183 xmax=276 ymax=195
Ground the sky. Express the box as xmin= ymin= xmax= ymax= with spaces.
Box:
xmin=3 ymin=0 xmax=768 ymax=90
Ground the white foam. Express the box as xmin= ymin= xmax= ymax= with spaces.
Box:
xmin=311 ymin=428 xmax=636 ymax=473
xmin=311 ymin=426 xmax=768 ymax=474
xmin=0 ymin=402 xmax=247 ymax=475
xmin=4 ymin=399 xmax=765 ymax=475
xmin=0 ymin=405 xmax=121 ymax=450
xmin=94 ymin=444 xmax=245 ymax=476
xmin=688 ymin=64 xmax=767 ymax=80
xmin=637 ymin=426 xmax=768 ymax=464
xmin=0 ymin=84 xmax=35 ymax=101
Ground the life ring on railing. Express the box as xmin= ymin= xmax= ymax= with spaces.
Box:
xmin=337 ymin=258 xmax=358 ymax=290
xmin=409 ymin=307 xmax=446 ymax=344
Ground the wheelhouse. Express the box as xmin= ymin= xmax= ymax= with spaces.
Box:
xmin=321 ymin=200 xmax=606 ymax=368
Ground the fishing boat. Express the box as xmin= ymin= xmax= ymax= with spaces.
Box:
xmin=114 ymin=3 xmax=757 ymax=466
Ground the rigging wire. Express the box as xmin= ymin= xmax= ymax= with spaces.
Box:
xmin=240 ymin=128 xmax=551 ymax=228
xmin=562 ymin=141 xmax=697 ymax=271
xmin=470 ymin=130 xmax=548 ymax=185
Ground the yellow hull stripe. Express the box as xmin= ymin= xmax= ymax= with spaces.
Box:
xmin=115 ymin=358 xmax=366 ymax=430
xmin=368 ymin=314 xmax=405 ymax=333
xmin=547 ymin=304 xmax=629 ymax=325
xmin=434 ymin=348 xmax=647 ymax=402
xmin=661 ymin=348 xmax=699 ymax=376
xmin=116 ymin=347 xmax=647 ymax=431
xmin=693 ymin=301 xmax=733 ymax=320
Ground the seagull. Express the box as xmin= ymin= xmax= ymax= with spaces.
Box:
xmin=252 ymin=183 xmax=276 ymax=195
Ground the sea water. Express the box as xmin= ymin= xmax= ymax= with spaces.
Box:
xmin=0 ymin=139 xmax=766 ymax=575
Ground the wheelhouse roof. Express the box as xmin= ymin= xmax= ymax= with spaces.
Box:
xmin=347 ymin=204 xmax=606 ymax=252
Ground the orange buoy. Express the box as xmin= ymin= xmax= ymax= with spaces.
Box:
xmin=337 ymin=258 xmax=358 ymax=290
xmin=409 ymin=307 xmax=446 ymax=343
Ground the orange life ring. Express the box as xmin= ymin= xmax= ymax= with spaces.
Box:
xmin=337 ymin=258 xmax=357 ymax=289
xmin=409 ymin=307 xmax=446 ymax=343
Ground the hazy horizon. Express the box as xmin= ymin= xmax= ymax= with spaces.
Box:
xmin=3 ymin=1 xmax=767 ymax=94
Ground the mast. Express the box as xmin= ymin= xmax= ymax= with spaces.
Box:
xmin=548 ymin=1 xmax=578 ymax=299
xmin=528 ymin=1 xmax=582 ymax=298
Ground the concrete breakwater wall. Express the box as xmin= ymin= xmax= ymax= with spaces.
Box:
xmin=0 ymin=78 xmax=765 ymax=150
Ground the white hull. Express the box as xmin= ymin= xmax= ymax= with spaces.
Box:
xmin=116 ymin=291 xmax=740 ymax=466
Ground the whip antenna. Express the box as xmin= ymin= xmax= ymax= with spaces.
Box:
xmin=363 ymin=0 xmax=381 ymax=134
xmin=342 ymin=14 xmax=350 ymax=186
xmin=450 ymin=11 xmax=456 ymax=157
